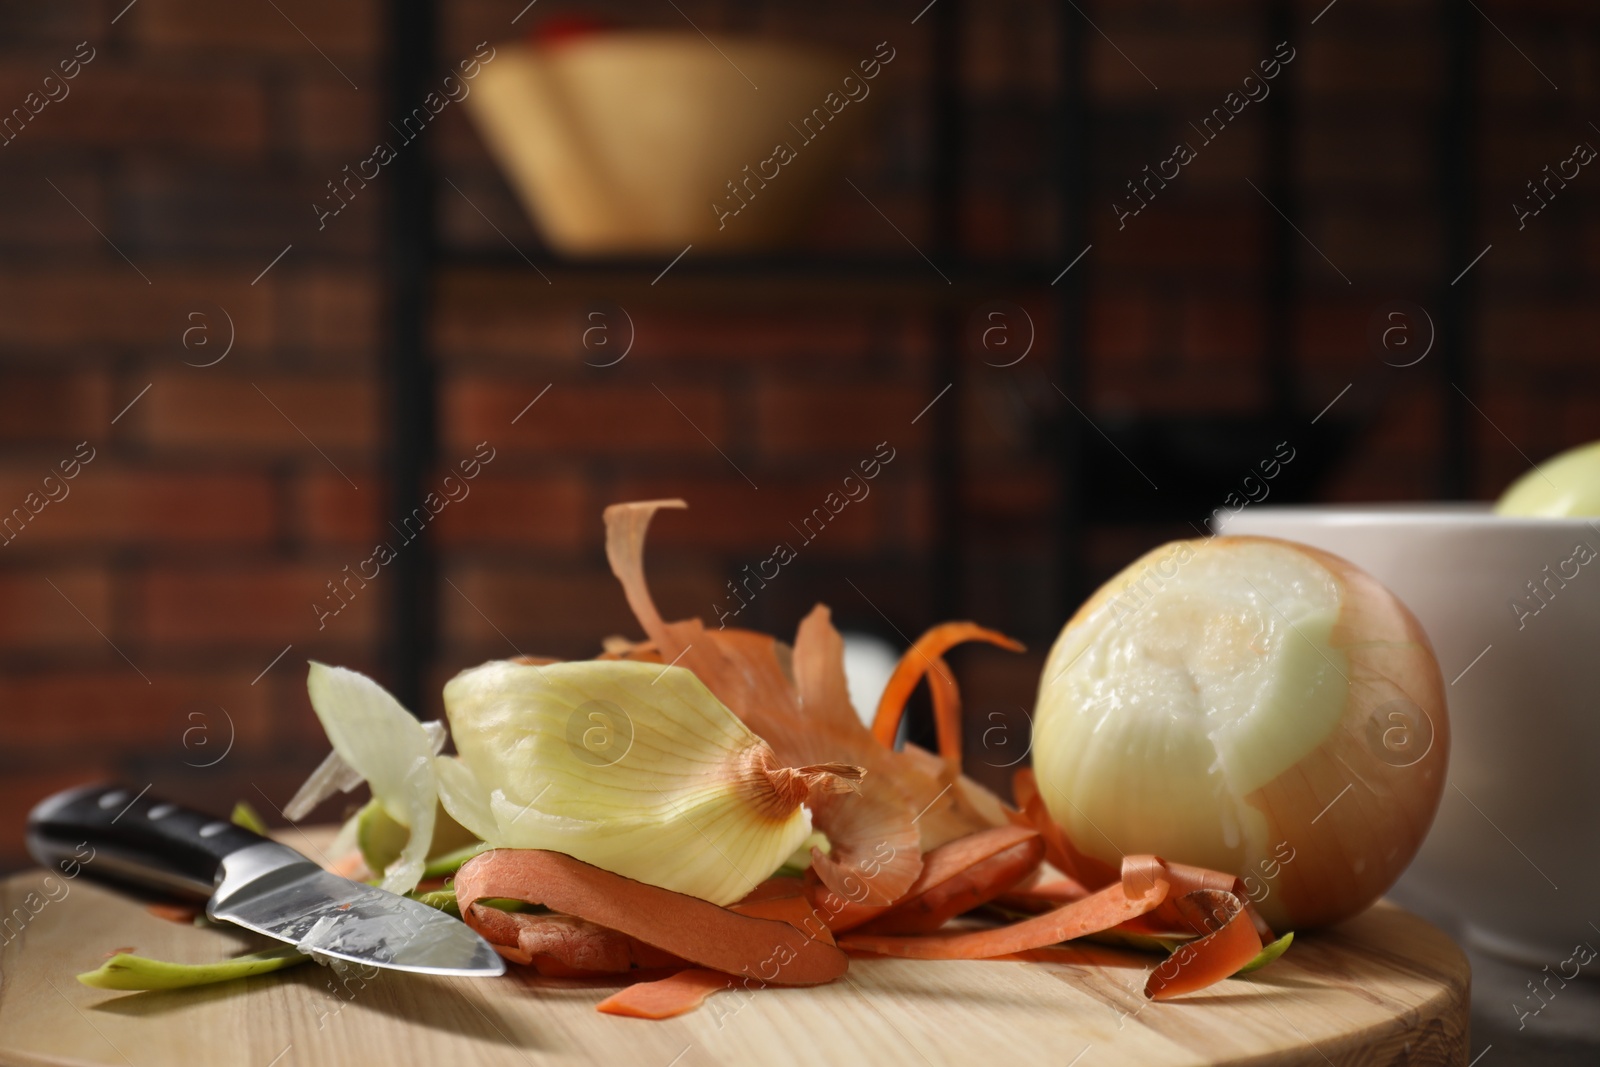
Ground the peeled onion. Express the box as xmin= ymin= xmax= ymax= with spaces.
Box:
xmin=1495 ymin=438 xmax=1600 ymax=516
xmin=1032 ymin=536 xmax=1448 ymax=930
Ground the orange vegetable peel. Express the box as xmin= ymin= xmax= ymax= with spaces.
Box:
xmin=870 ymin=622 xmax=1027 ymax=772
xmin=422 ymin=501 xmax=1292 ymax=1021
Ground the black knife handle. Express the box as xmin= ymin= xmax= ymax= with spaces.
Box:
xmin=27 ymin=783 xmax=269 ymax=900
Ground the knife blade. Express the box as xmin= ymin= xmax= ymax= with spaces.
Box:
xmin=27 ymin=783 xmax=505 ymax=978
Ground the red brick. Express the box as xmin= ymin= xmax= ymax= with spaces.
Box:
xmin=1296 ymin=298 xmax=1375 ymax=369
xmin=423 ymin=2 xmax=525 ymax=74
xmin=1362 ymin=380 xmax=1445 ymax=452
xmin=0 ymin=271 xmax=275 ymax=349
xmin=644 ymin=307 xmax=915 ymax=364
xmin=753 ymin=383 xmax=928 ymax=458
xmin=129 ymin=0 xmax=378 ymax=60
xmin=951 ymin=649 xmax=1049 ymax=795
xmin=966 ymin=1 xmax=1057 ymax=96
xmin=136 ymin=564 xmax=379 ymax=647
xmin=1478 ymin=122 xmax=1586 ymax=188
xmin=432 ymin=472 xmax=587 ymax=549
xmin=830 ymin=186 xmax=932 ymax=252
xmin=1299 ymin=116 xmax=1434 ymax=192
xmin=138 ymin=373 xmax=378 ymax=455
xmin=885 ymin=470 xmax=933 ymax=553
xmin=605 ymin=477 xmax=885 ymax=553
xmin=1164 ymin=113 xmax=1263 ymax=191
xmin=0 ymin=466 xmax=277 ymax=552
xmin=0 ymin=3 xmax=101 ymax=49
xmin=1087 ymin=27 xmax=1260 ymax=100
xmin=440 ymin=561 xmax=723 ymax=658
xmin=0 ymin=568 xmax=112 ymax=651
xmin=1558 ymin=396 xmax=1600 ymax=448
xmin=288 ymin=76 xmax=380 ymax=159
xmin=430 ymin=287 xmax=573 ymax=364
xmin=967 ymin=470 xmax=1054 ymax=533
xmin=431 ymin=94 xmax=496 ymax=166
xmin=279 ymin=272 xmax=382 ymax=363
xmin=1481 ymin=302 xmax=1595 ymax=369
xmin=1468 ymin=385 xmax=1548 ymax=465
xmin=1180 ymin=297 xmax=1263 ymax=366
xmin=0 ymin=372 xmax=111 ymax=442
xmin=443 ymin=380 xmax=730 ymax=457
xmin=1321 ymin=387 xmax=1444 ymax=503
xmin=1476 ymin=212 xmax=1558 ymax=284
xmin=120 ymin=162 xmax=380 ymax=259
xmin=1087 ymin=292 xmax=1162 ymax=365
xmin=1481 ymin=24 xmax=1572 ymax=101
xmin=1323 ymin=459 xmax=1438 ymax=504
xmin=961 ymin=377 xmax=1028 ymax=462
xmin=1300 ymin=34 xmax=1443 ymax=98
xmin=1095 ymin=206 xmax=1263 ymax=272
xmin=435 ymin=170 xmax=538 ymax=252
xmin=1089 ymin=365 xmax=1264 ymax=414
xmin=963 ymin=189 xmax=1057 ymax=261
xmin=0 ymin=64 xmax=267 ymax=156
xmin=0 ymin=670 xmax=273 ymax=751
xmin=0 ymin=171 xmax=103 ymax=253
xmin=292 ymin=470 xmax=382 ymax=547
xmin=431 ymin=271 xmax=903 ymax=366
xmin=1312 ymin=208 xmax=1439 ymax=279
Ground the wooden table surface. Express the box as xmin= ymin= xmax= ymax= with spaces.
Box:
xmin=0 ymin=866 xmax=1470 ymax=1067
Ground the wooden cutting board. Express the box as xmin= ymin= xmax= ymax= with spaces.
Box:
xmin=0 ymin=865 xmax=1469 ymax=1067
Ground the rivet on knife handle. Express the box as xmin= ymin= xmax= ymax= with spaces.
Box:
xmin=27 ymin=783 xmax=268 ymax=900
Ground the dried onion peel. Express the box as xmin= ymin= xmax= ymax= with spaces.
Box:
xmin=605 ymin=501 xmax=925 ymax=904
xmin=601 ymin=500 xmax=1028 ymax=906
xmin=300 ymin=662 xmax=439 ymax=894
xmin=439 ymin=658 xmax=861 ymax=906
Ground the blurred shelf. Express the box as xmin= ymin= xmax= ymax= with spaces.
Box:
xmin=1075 ymin=412 xmax=1364 ymax=525
xmin=435 ymin=249 xmax=1062 ymax=297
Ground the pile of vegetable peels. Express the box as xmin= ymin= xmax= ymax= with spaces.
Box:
xmin=83 ymin=500 xmax=1291 ymax=1017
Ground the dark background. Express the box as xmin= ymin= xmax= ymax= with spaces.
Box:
xmin=0 ymin=0 xmax=1593 ymax=901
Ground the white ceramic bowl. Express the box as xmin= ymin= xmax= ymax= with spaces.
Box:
xmin=1221 ymin=504 xmax=1600 ymax=963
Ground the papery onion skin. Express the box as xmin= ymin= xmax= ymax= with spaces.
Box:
xmin=440 ymin=659 xmax=851 ymax=906
xmin=303 ymin=662 xmax=439 ymax=895
xmin=1033 ymin=536 xmax=1449 ymax=931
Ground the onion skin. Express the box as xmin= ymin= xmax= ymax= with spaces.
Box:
xmin=1034 ymin=535 xmax=1449 ymax=931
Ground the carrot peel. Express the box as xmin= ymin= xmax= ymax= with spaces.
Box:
xmin=456 ymin=849 xmax=848 ymax=986
xmin=1142 ymin=889 xmax=1264 ymax=1000
xmin=871 ymin=622 xmax=1026 ymax=765
xmin=852 ymin=826 xmax=1045 ymax=936
xmin=597 ymin=969 xmax=736 ymax=1019
xmin=468 ymin=909 xmax=683 ymax=974
xmin=840 ymin=863 xmax=1171 ymax=961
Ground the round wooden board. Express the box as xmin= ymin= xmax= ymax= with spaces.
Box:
xmin=0 ymin=869 xmax=1468 ymax=1067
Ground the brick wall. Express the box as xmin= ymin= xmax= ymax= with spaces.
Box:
xmin=2 ymin=0 xmax=1598 ymax=868
xmin=0 ymin=0 xmax=384 ymax=862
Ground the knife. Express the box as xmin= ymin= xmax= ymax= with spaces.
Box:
xmin=27 ymin=783 xmax=505 ymax=978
